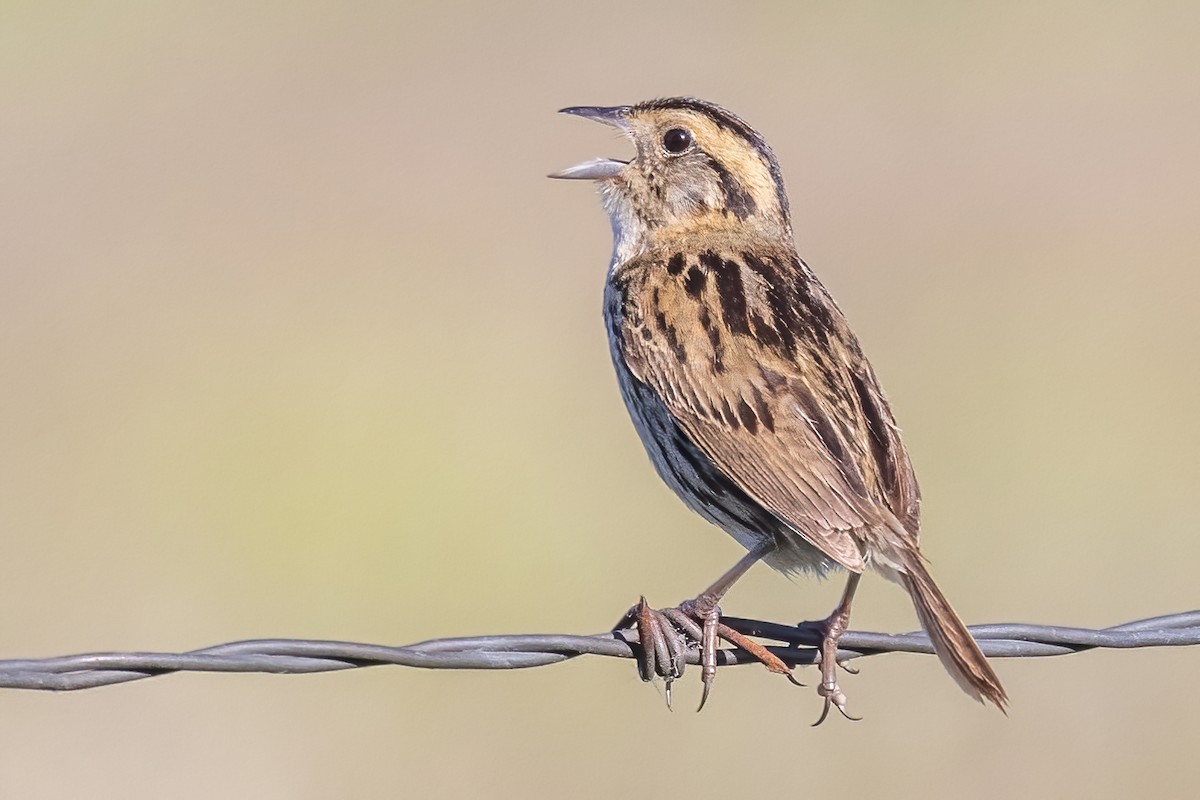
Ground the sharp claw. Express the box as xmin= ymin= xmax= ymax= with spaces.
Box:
xmin=814 ymin=680 xmax=861 ymax=725
xmin=697 ymin=674 xmax=712 ymax=713
xmin=698 ymin=607 xmax=719 ymax=712
xmin=664 ymin=679 xmax=673 ymax=711
xmin=812 ymin=698 xmax=833 ymax=727
xmin=785 ymin=672 xmax=806 ymax=688
xmin=828 ymin=694 xmax=862 ymax=722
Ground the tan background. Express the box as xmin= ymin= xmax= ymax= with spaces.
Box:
xmin=2 ymin=2 xmax=1198 ymax=798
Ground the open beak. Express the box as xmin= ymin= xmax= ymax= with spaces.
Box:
xmin=549 ymin=105 xmax=632 ymax=181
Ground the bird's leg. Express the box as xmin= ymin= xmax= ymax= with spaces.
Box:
xmin=616 ymin=540 xmax=798 ymax=711
xmin=681 ymin=540 xmax=774 ymax=710
xmin=813 ymin=571 xmax=863 ymax=726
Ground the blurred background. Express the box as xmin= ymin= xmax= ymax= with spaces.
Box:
xmin=2 ymin=2 xmax=1198 ymax=797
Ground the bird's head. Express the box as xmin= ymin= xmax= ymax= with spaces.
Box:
xmin=552 ymin=98 xmax=792 ymax=258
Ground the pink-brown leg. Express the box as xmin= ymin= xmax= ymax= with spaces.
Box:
xmin=813 ymin=571 xmax=863 ymax=726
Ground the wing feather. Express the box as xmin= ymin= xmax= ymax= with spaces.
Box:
xmin=615 ymin=249 xmax=920 ymax=572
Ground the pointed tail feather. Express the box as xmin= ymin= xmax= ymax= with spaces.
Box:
xmin=900 ymin=553 xmax=1007 ymax=711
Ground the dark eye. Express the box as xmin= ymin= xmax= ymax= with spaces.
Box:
xmin=662 ymin=128 xmax=693 ymax=154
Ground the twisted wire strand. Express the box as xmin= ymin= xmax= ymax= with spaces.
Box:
xmin=2 ymin=610 xmax=1196 ymax=692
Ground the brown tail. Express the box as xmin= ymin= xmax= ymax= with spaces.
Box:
xmin=901 ymin=552 xmax=1007 ymax=711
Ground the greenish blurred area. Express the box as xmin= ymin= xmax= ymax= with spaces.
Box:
xmin=2 ymin=2 xmax=1198 ymax=797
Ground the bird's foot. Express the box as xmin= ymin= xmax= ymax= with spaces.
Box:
xmin=614 ymin=596 xmax=800 ymax=711
xmin=811 ymin=606 xmax=862 ymax=726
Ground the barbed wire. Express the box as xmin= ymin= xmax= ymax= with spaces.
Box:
xmin=1 ymin=609 xmax=1195 ymax=692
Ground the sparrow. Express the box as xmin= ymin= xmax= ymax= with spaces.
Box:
xmin=552 ymin=97 xmax=1006 ymax=720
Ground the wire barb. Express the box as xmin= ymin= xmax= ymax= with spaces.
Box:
xmin=0 ymin=610 xmax=1196 ymax=692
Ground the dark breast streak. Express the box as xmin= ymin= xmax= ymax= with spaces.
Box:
xmin=604 ymin=277 xmax=825 ymax=570
xmin=605 ymin=248 xmax=920 ymax=558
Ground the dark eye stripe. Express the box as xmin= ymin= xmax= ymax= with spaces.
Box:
xmin=704 ymin=155 xmax=757 ymax=220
